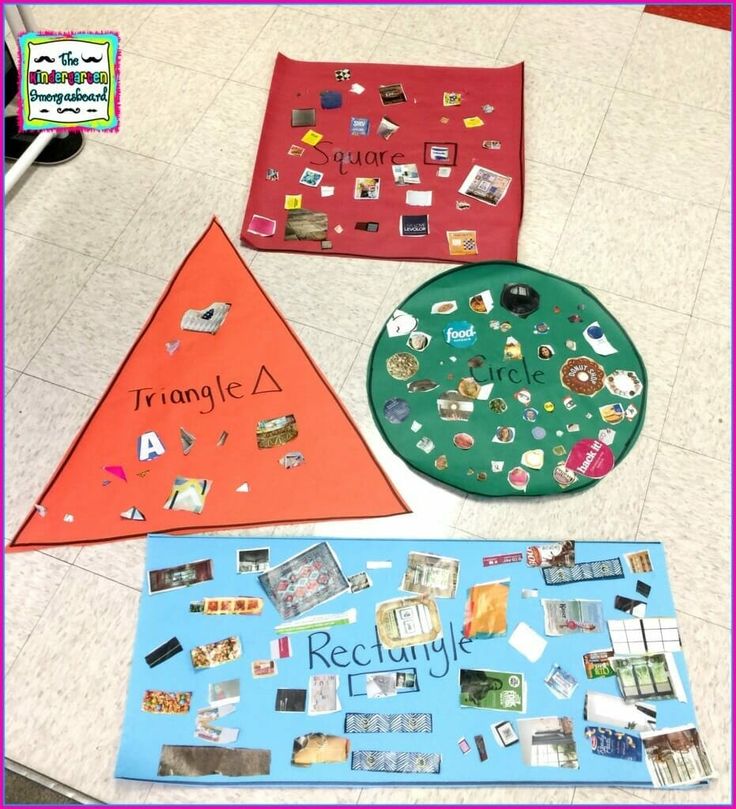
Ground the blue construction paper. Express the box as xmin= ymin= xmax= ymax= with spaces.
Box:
xmin=116 ymin=535 xmax=702 ymax=787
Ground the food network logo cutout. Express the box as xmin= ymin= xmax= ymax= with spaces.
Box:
xmin=19 ymin=32 xmax=120 ymax=132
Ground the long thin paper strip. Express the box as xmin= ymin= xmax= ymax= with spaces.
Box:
xmin=542 ymin=558 xmax=624 ymax=585
xmin=157 ymin=745 xmax=271 ymax=777
xmin=351 ymin=750 xmax=441 ymax=774
xmin=345 ymin=713 xmax=432 ymax=733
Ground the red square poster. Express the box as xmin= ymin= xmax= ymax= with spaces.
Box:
xmin=241 ymin=54 xmax=524 ymax=263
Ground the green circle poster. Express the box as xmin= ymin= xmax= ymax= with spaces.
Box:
xmin=367 ymin=262 xmax=647 ymax=497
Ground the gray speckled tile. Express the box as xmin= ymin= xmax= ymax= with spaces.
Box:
xmin=126 ymin=5 xmax=276 ymax=78
xmin=389 ymin=5 xmax=520 ymax=58
xmin=74 ymin=538 xmax=145 ymax=591
xmin=5 ymin=141 xmax=166 ymax=258
xmin=500 ymin=5 xmax=639 ymax=86
xmin=524 ymin=68 xmax=613 ymax=173
xmin=638 ymin=443 xmax=730 ymax=627
xmin=623 ymin=613 xmax=729 ymax=804
xmin=517 ymin=160 xmax=581 ymax=269
xmin=362 ymin=260 xmax=439 ymax=349
xmin=359 ymin=786 xmax=574 ymax=804
xmin=693 ymin=209 xmax=731 ymax=326
xmin=38 ymin=545 xmax=82 ymax=564
xmin=587 ymin=91 xmax=730 ymax=207
xmin=661 ymin=318 xmax=729 ymax=461
xmin=4 ymin=375 xmax=95 ymax=540
xmin=370 ymin=32 xmax=497 ymax=67
xmin=108 ymin=164 xmax=252 ymax=279
xmin=5 ymin=567 xmax=152 ymax=803
xmin=573 ymin=787 xmax=654 ymax=804
xmin=553 ymin=176 xmax=717 ymax=314
xmin=145 ymin=784 xmax=360 ymax=804
xmin=28 ymin=3 xmax=154 ymax=43
xmin=4 ymin=551 xmax=71 ymax=673
xmin=339 ymin=344 xmax=466 ymax=528
xmin=300 ymin=4 xmax=398 ymax=31
xmin=249 ymin=251 xmax=397 ymax=343
xmin=86 ymin=53 xmax=224 ymax=161
xmin=5 ymin=367 xmax=20 ymax=397
xmin=289 ymin=321 xmax=361 ymax=391
xmin=619 ymin=12 xmax=731 ymax=114
xmin=587 ymin=287 xmax=690 ymax=441
xmin=720 ymin=166 xmax=731 ymax=211
xmin=230 ymin=7 xmax=377 ymax=89
xmin=5 ymin=233 xmax=98 ymax=370
xmin=172 ymin=81 xmax=267 ymax=185
xmin=458 ymin=436 xmax=658 ymax=540
xmin=26 ymin=264 xmax=167 ymax=399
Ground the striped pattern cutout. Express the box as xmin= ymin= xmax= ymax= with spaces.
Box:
xmin=351 ymin=750 xmax=441 ymax=774
xmin=344 ymin=713 xmax=432 ymax=734
xmin=542 ymin=558 xmax=624 ymax=585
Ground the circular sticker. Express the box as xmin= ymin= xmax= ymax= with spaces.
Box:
xmin=566 ymin=438 xmax=615 ymax=479
xmin=368 ymin=261 xmax=646 ymax=497
xmin=387 ymin=352 xmax=418 ymax=380
xmin=383 ymin=398 xmax=410 ymax=424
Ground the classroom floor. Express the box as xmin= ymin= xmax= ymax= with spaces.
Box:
xmin=4 ymin=4 xmax=731 ymax=805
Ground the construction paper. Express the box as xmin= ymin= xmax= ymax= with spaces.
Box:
xmin=8 ymin=220 xmax=408 ymax=552
xmin=116 ymin=536 xmax=709 ymax=787
xmin=241 ymin=54 xmax=524 ymax=263
xmin=367 ymin=260 xmax=647 ymax=497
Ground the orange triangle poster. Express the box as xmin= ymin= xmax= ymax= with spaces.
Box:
xmin=9 ymin=220 xmax=409 ymax=552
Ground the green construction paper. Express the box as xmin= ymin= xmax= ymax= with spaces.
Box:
xmin=367 ymin=261 xmax=647 ymax=497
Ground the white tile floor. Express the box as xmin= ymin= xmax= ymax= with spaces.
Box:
xmin=4 ymin=4 xmax=731 ymax=804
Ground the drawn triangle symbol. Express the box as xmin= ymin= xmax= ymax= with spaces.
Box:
xmin=9 ymin=219 xmax=409 ymax=552
xmin=252 ymin=365 xmax=282 ymax=395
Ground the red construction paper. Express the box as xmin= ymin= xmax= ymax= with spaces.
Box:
xmin=241 ymin=54 xmax=524 ymax=263
xmin=644 ymin=5 xmax=731 ymax=30
xmin=8 ymin=220 xmax=409 ymax=552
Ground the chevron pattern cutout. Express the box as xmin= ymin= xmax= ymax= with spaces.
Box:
xmin=543 ymin=558 xmax=624 ymax=586
xmin=351 ymin=750 xmax=441 ymax=773
xmin=344 ymin=713 xmax=432 ymax=734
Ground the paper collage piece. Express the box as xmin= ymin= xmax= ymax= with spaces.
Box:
xmin=9 ymin=220 xmax=408 ymax=551
xmin=117 ymin=536 xmax=710 ymax=788
xmin=463 ymin=579 xmax=510 ymax=639
xmin=241 ymin=54 xmax=524 ymax=263
xmin=367 ymin=260 xmax=646 ymax=497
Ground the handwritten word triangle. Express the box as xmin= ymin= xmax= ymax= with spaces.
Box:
xmin=9 ymin=220 xmax=409 ymax=551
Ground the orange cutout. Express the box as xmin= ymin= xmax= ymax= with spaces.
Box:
xmin=9 ymin=220 xmax=409 ymax=552
xmin=463 ymin=580 xmax=510 ymax=639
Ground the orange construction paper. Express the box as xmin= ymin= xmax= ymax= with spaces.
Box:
xmin=9 ymin=220 xmax=409 ymax=552
xmin=463 ymin=580 xmax=510 ymax=639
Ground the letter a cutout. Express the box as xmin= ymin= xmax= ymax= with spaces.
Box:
xmin=9 ymin=220 xmax=409 ymax=551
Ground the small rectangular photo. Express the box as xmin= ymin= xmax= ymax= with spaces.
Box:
xmin=354 ymin=177 xmax=380 ymax=200
xmin=299 ymin=168 xmax=324 ymax=187
xmin=376 ymin=116 xmax=399 ymax=140
xmin=458 ymin=164 xmax=512 ymax=207
xmin=148 ymin=559 xmax=213 ymax=595
xmin=275 ymin=688 xmax=307 ymax=712
xmin=391 ymin=163 xmax=420 ymax=185
xmin=378 ymin=82 xmax=407 ymax=105
xmin=518 ymin=716 xmax=579 ymax=769
xmin=237 ymin=547 xmax=270 ymax=574
xmin=423 ymin=141 xmax=458 ymax=166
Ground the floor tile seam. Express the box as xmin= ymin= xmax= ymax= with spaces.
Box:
xmin=675 ymin=607 xmax=731 ymax=633
xmin=293 ymin=3 xmax=399 ymax=34
xmin=687 ymin=208 xmax=724 ymax=317
xmin=494 ymin=3 xmax=524 ymax=60
xmin=223 ymin=4 xmax=280 ymax=82
xmin=5 ymin=556 xmax=75 ymax=676
xmin=15 ymin=257 xmax=110 ymax=376
xmin=69 ymin=559 xmax=143 ymax=594
xmin=581 ymin=170 xmax=724 ymax=211
xmin=11 ymin=370 xmax=99 ymax=402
